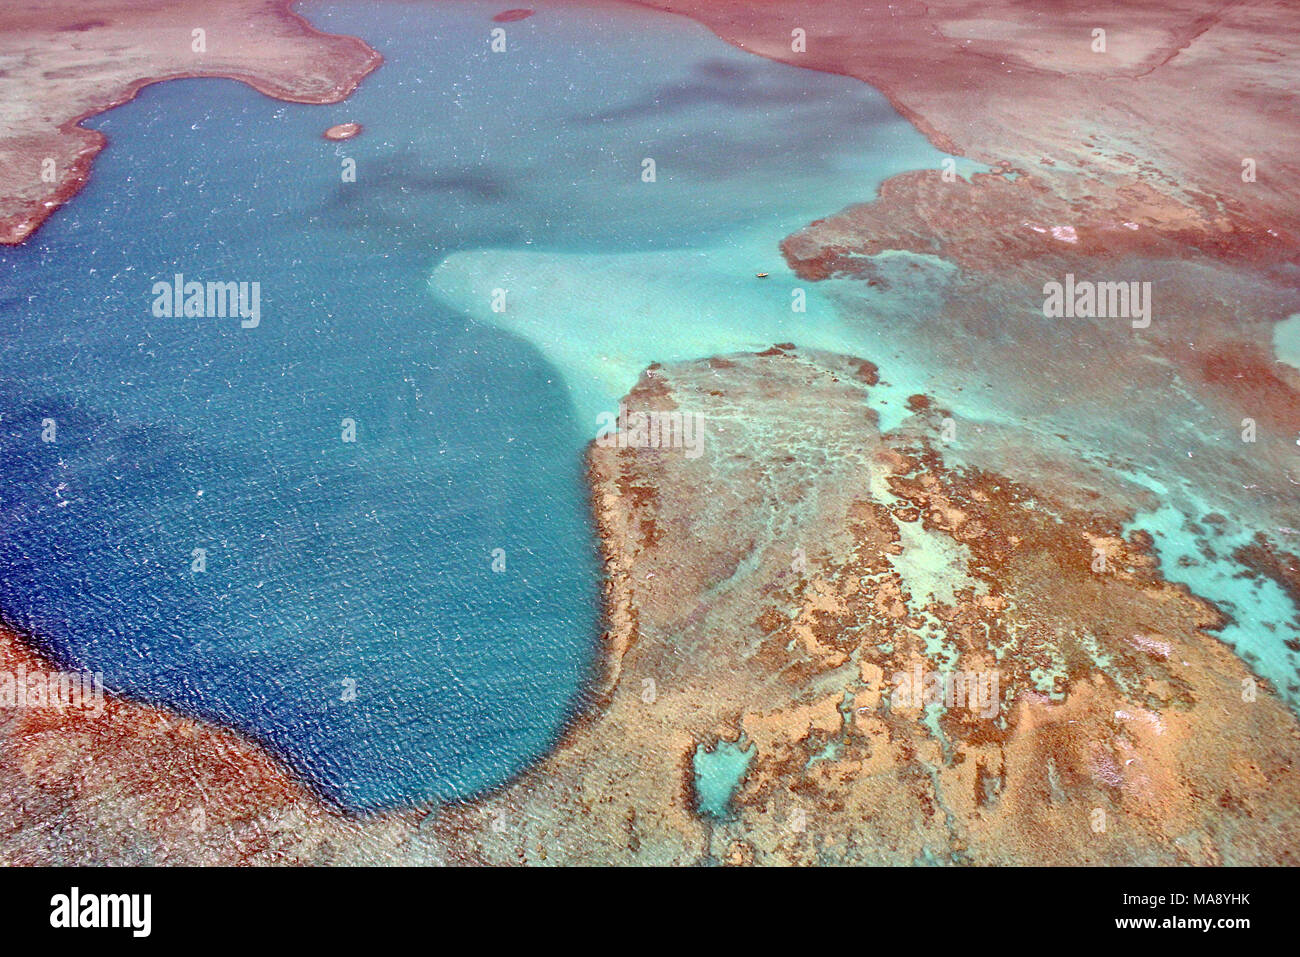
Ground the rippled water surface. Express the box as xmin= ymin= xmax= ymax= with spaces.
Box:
xmin=0 ymin=0 xmax=958 ymax=808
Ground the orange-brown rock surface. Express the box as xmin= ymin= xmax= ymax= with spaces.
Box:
xmin=323 ymin=121 xmax=363 ymax=140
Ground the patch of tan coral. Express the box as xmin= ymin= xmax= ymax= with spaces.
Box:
xmin=437 ymin=350 xmax=1300 ymax=865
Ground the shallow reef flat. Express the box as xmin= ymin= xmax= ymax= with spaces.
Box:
xmin=5 ymin=349 xmax=1298 ymax=865
xmin=631 ymin=0 xmax=1300 ymax=241
xmin=440 ymin=349 xmax=1300 ymax=865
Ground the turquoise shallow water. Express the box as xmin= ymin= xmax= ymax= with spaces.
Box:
xmin=1276 ymin=313 xmax=1300 ymax=371
xmin=693 ymin=737 xmax=754 ymax=819
xmin=426 ymin=12 xmax=975 ymax=426
xmin=0 ymin=0 xmax=961 ymax=809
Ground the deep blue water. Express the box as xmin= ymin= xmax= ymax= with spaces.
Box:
xmin=0 ymin=0 xmax=958 ymax=809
